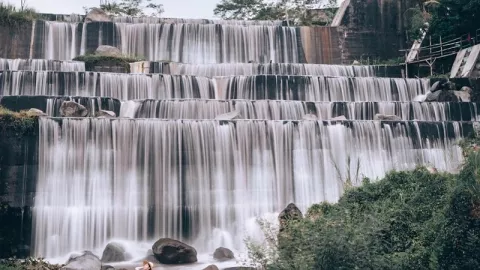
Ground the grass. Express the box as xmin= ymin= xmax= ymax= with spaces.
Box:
xmin=0 ymin=2 xmax=37 ymax=28
xmin=0 ymin=106 xmax=38 ymax=137
xmin=73 ymin=54 xmax=145 ymax=72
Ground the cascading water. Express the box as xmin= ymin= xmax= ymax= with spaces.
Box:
xmin=115 ymin=23 xmax=299 ymax=63
xmin=0 ymin=71 xmax=215 ymax=99
xmin=130 ymin=62 xmax=381 ymax=77
xmin=33 ymin=117 xmax=467 ymax=258
xmin=0 ymin=71 xmax=428 ymax=101
xmin=120 ymin=99 xmax=480 ymax=121
xmin=0 ymin=59 xmax=84 ymax=72
xmin=43 ymin=21 xmax=84 ymax=60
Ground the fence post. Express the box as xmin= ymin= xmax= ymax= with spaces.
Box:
xmin=440 ymin=36 xmax=443 ymax=56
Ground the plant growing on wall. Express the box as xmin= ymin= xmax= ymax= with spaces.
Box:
xmin=86 ymin=0 xmax=164 ymax=17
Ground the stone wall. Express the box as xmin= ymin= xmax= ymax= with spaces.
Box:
xmin=0 ymin=24 xmax=33 ymax=59
xmin=337 ymin=0 xmax=416 ymax=64
xmin=0 ymin=117 xmax=38 ymax=258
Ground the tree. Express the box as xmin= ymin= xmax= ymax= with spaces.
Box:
xmin=213 ymin=0 xmax=325 ymax=25
xmin=429 ymin=0 xmax=480 ymax=39
xmin=86 ymin=0 xmax=164 ymax=17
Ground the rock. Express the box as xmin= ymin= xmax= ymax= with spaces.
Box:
xmin=85 ymin=8 xmax=111 ymax=23
xmin=101 ymin=242 xmax=129 ymax=263
xmin=437 ymin=91 xmax=460 ymax=102
xmin=330 ymin=115 xmax=347 ymax=121
xmin=452 ymin=90 xmax=471 ymax=102
xmin=278 ymin=203 xmax=303 ymax=232
xmin=302 ymin=113 xmax=318 ymax=120
xmin=27 ymin=108 xmax=47 ymax=116
xmin=213 ymin=247 xmax=234 ymax=261
xmin=426 ymin=166 xmax=438 ymax=174
xmin=429 ymin=81 xmax=441 ymax=92
xmin=215 ymin=110 xmax=241 ymax=120
xmin=224 ymin=267 xmax=256 ymax=270
xmin=60 ymin=101 xmax=88 ymax=117
xmin=425 ymin=90 xmax=442 ymax=102
xmin=95 ymin=45 xmax=122 ymax=57
xmin=152 ymin=238 xmax=197 ymax=264
xmin=352 ymin=60 xmax=360 ymax=65
xmin=203 ymin=265 xmax=219 ymax=270
xmin=97 ymin=110 xmax=117 ymax=118
xmin=101 ymin=265 xmax=115 ymax=270
xmin=374 ymin=114 xmax=401 ymax=121
xmin=460 ymin=86 xmax=473 ymax=94
xmin=62 ymin=251 xmax=101 ymax=270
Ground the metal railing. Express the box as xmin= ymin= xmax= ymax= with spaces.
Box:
xmin=402 ymin=29 xmax=480 ymax=64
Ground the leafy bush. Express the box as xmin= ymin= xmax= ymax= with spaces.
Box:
xmin=0 ymin=2 xmax=37 ymax=28
xmin=248 ymin=135 xmax=480 ymax=269
xmin=73 ymin=54 xmax=145 ymax=72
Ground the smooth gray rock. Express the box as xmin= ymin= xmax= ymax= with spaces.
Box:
xmin=429 ymin=81 xmax=441 ymax=92
xmin=152 ymin=238 xmax=197 ymax=264
xmin=213 ymin=247 xmax=234 ymax=261
xmin=85 ymin=8 xmax=111 ymax=22
xmin=95 ymin=45 xmax=122 ymax=57
xmin=453 ymin=90 xmax=471 ymax=102
xmin=97 ymin=110 xmax=117 ymax=118
xmin=374 ymin=114 xmax=401 ymax=121
xmin=62 ymin=251 xmax=101 ymax=270
xmin=60 ymin=101 xmax=88 ymax=117
xmin=425 ymin=90 xmax=442 ymax=101
xmin=203 ymin=265 xmax=219 ymax=270
xmin=215 ymin=110 xmax=241 ymax=120
xmin=101 ymin=242 xmax=129 ymax=263
xmin=27 ymin=108 xmax=47 ymax=116
xmin=101 ymin=265 xmax=115 ymax=270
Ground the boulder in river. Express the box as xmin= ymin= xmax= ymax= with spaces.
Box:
xmin=152 ymin=238 xmax=197 ymax=264
xmin=27 ymin=108 xmax=47 ymax=116
xmin=62 ymin=251 xmax=101 ymax=270
xmin=60 ymin=101 xmax=88 ymax=117
xmin=97 ymin=110 xmax=117 ymax=118
xmin=215 ymin=110 xmax=241 ymax=120
xmin=213 ymin=247 xmax=235 ymax=261
xmin=95 ymin=45 xmax=122 ymax=57
xmin=203 ymin=265 xmax=220 ymax=270
xmin=374 ymin=114 xmax=401 ymax=121
xmin=85 ymin=8 xmax=112 ymax=23
xmin=101 ymin=242 xmax=130 ymax=263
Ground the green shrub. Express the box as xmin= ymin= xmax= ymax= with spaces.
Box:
xmin=0 ymin=2 xmax=37 ymax=28
xmin=247 ymin=135 xmax=480 ymax=269
xmin=73 ymin=54 xmax=145 ymax=72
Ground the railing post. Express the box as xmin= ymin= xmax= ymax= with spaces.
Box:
xmin=440 ymin=36 xmax=443 ymax=56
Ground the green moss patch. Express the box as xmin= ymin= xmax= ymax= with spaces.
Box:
xmin=73 ymin=54 xmax=145 ymax=73
xmin=0 ymin=107 xmax=38 ymax=137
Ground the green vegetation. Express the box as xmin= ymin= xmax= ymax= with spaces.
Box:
xmin=429 ymin=0 xmax=480 ymax=39
xmin=246 ymin=134 xmax=480 ymax=269
xmin=213 ymin=0 xmax=337 ymax=26
xmin=84 ymin=0 xmax=164 ymax=17
xmin=73 ymin=54 xmax=145 ymax=73
xmin=0 ymin=107 xmax=38 ymax=137
xmin=0 ymin=2 xmax=37 ymax=28
xmin=0 ymin=258 xmax=62 ymax=270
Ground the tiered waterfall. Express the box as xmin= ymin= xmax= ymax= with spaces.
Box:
xmin=0 ymin=15 xmax=475 ymax=263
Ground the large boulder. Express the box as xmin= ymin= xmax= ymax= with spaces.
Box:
xmin=278 ymin=203 xmax=303 ymax=233
xmin=62 ymin=251 xmax=101 ymax=270
xmin=425 ymin=90 xmax=442 ymax=102
xmin=374 ymin=114 xmax=401 ymax=121
xmin=95 ymin=45 xmax=122 ymax=57
xmin=215 ymin=110 xmax=241 ymax=120
xmin=437 ymin=91 xmax=460 ymax=102
xmin=213 ymin=247 xmax=234 ymax=261
xmin=60 ymin=101 xmax=88 ymax=117
xmin=101 ymin=242 xmax=130 ymax=263
xmin=85 ymin=8 xmax=112 ymax=23
xmin=27 ymin=108 xmax=47 ymax=116
xmin=203 ymin=265 xmax=220 ymax=270
xmin=429 ymin=81 xmax=441 ymax=92
xmin=152 ymin=238 xmax=197 ymax=264
xmin=97 ymin=110 xmax=117 ymax=118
